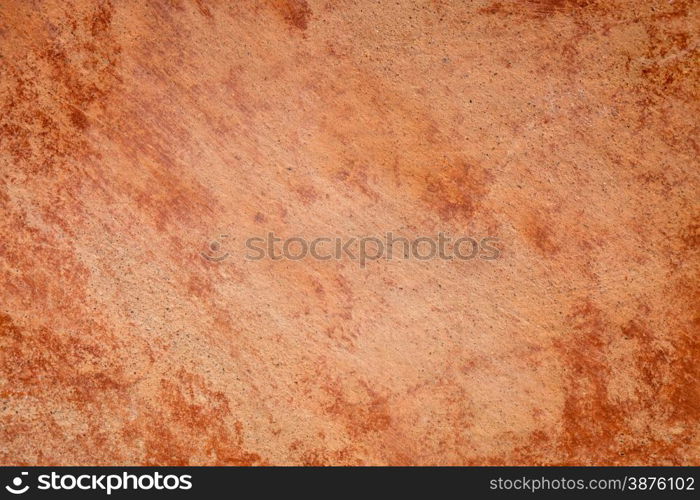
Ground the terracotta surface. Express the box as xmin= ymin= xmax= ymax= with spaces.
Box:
xmin=1 ymin=0 xmax=698 ymax=465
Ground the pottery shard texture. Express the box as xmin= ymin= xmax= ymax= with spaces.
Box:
xmin=0 ymin=0 xmax=698 ymax=465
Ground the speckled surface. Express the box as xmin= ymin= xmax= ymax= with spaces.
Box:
xmin=0 ymin=0 xmax=698 ymax=465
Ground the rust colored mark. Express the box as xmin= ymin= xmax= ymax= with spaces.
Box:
xmin=194 ymin=0 xmax=213 ymax=18
xmin=137 ymin=370 xmax=263 ymax=466
xmin=422 ymin=161 xmax=492 ymax=222
xmin=479 ymin=2 xmax=506 ymax=15
xmin=526 ymin=0 xmax=593 ymax=15
xmin=293 ymin=184 xmax=319 ymax=205
xmin=520 ymin=209 xmax=560 ymax=256
xmin=90 ymin=1 xmax=114 ymax=36
xmin=323 ymin=379 xmax=392 ymax=437
xmin=481 ymin=0 xmax=593 ymax=17
xmin=549 ymin=299 xmax=699 ymax=464
xmin=679 ymin=222 xmax=700 ymax=252
xmin=270 ymin=0 xmax=313 ymax=31
xmin=556 ymin=300 xmax=622 ymax=462
xmin=292 ymin=445 xmax=359 ymax=466
xmin=0 ymin=0 xmax=120 ymax=174
xmin=334 ymin=163 xmax=380 ymax=203
xmin=69 ymin=108 xmax=89 ymax=130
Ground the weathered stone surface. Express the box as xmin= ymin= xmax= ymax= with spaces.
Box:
xmin=0 ymin=0 xmax=697 ymax=465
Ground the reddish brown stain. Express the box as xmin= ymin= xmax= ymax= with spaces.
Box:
xmin=556 ymin=301 xmax=622 ymax=462
xmin=89 ymin=1 xmax=114 ymax=36
xmin=293 ymin=445 xmax=359 ymax=466
xmin=194 ymin=0 xmax=213 ymax=19
xmin=481 ymin=0 xmax=594 ymax=17
xmin=293 ymin=184 xmax=319 ymax=205
xmin=334 ymin=163 xmax=380 ymax=202
xmin=549 ymin=299 xmax=698 ymax=464
xmin=422 ymin=161 xmax=492 ymax=222
xmin=323 ymin=379 xmax=392 ymax=438
xmin=520 ymin=210 xmax=561 ymax=256
xmin=0 ymin=0 xmax=120 ymax=174
xmin=479 ymin=2 xmax=505 ymax=16
xmin=270 ymin=0 xmax=313 ymax=31
xmin=526 ymin=0 xmax=593 ymax=15
xmin=638 ymin=25 xmax=698 ymax=101
xmin=137 ymin=370 xmax=262 ymax=466
xmin=69 ymin=108 xmax=89 ymax=129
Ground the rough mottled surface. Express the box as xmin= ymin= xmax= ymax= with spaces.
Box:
xmin=0 ymin=0 xmax=698 ymax=465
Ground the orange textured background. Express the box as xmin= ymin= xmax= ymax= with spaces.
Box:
xmin=0 ymin=0 xmax=698 ymax=465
